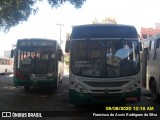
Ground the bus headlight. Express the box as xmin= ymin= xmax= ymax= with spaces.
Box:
xmin=70 ymin=81 xmax=88 ymax=93
xmin=74 ymin=84 xmax=78 ymax=88
xmin=125 ymin=83 xmax=138 ymax=93
xmin=79 ymin=88 xmax=84 ymax=92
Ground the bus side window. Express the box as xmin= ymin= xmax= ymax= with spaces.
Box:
xmin=156 ymin=38 xmax=160 ymax=48
xmin=150 ymin=40 xmax=155 ymax=50
xmin=156 ymin=38 xmax=160 ymax=60
xmin=148 ymin=40 xmax=156 ymax=60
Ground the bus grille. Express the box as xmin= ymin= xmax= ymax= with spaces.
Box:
xmin=83 ymin=81 xmax=128 ymax=87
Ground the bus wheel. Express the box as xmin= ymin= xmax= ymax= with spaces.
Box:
xmin=151 ymin=81 xmax=160 ymax=102
xmin=60 ymin=75 xmax=62 ymax=83
xmin=24 ymin=86 xmax=30 ymax=91
xmin=54 ymin=78 xmax=59 ymax=89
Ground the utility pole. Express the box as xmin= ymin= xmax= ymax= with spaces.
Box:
xmin=56 ymin=23 xmax=64 ymax=47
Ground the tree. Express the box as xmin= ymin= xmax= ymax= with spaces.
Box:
xmin=102 ymin=17 xmax=117 ymax=24
xmin=66 ymin=32 xmax=71 ymax=40
xmin=92 ymin=18 xmax=98 ymax=24
xmin=0 ymin=0 xmax=86 ymax=32
xmin=92 ymin=17 xmax=117 ymax=24
xmin=64 ymin=53 xmax=69 ymax=65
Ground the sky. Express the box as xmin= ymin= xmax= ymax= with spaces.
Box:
xmin=0 ymin=0 xmax=160 ymax=57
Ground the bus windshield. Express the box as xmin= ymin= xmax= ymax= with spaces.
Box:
xmin=17 ymin=47 xmax=56 ymax=74
xmin=71 ymin=39 xmax=140 ymax=78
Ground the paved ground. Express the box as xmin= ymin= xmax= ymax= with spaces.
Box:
xmin=0 ymin=69 xmax=159 ymax=120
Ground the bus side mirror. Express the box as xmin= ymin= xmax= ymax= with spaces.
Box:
xmin=65 ymin=40 xmax=71 ymax=53
xmin=58 ymin=49 xmax=63 ymax=61
xmin=11 ymin=49 xmax=14 ymax=58
xmin=139 ymin=42 xmax=142 ymax=51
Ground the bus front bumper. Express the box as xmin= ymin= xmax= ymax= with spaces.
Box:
xmin=13 ymin=77 xmax=58 ymax=88
xmin=69 ymin=88 xmax=141 ymax=105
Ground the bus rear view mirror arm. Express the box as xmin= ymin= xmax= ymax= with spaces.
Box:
xmin=11 ymin=49 xmax=14 ymax=58
xmin=58 ymin=49 xmax=63 ymax=61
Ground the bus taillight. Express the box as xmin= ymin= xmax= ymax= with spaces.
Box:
xmin=15 ymin=71 xmax=27 ymax=80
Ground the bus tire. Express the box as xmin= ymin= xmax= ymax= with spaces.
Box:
xmin=60 ymin=78 xmax=62 ymax=83
xmin=24 ymin=86 xmax=30 ymax=91
xmin=60 ymin=75 xmax=62 ymax=83
xmin=55 ymin=75 xmax=62 ymax=88
xmin=151 ymin=81 xmax=160 ymax=102
xmin=54 ymin=77 xmax=59 ymax=89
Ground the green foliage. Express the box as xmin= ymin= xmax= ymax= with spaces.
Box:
xmin=102 ymin=17 xmax=117 ymax=24
xmin=48 ymin=0 xmax=86 ymax=8
xmin=66 ymin=32 xmax=71 ymax=40
xmin=92 ymin=18 xmax=98 ymax=24
xmin=0 ymin=0 xmax=86 ymax=32
xmin=0 ymin=0 xmax=37 ymax=31
xmin=93 ymin=17 xmax=117 ymax=24
xmin=64 ymin=54 xmax=69 ymax=65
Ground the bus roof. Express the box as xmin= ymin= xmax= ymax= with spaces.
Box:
xmin=73 ymin=24 xmax=135 ymax=28
xmin=17 ymin=38 xmax=57 ymax=43
xmin=16 ymin=38 xmax=58 ymax=47
xmin=71 ymin=24 xmax=138 ymax=39
xmin=0 ymin=57 xmax=12 ymax=60
xmin=146 ymin=34 xmax=160 ymax=41
xmin=142 ymin=34 xmax=160 ymax=48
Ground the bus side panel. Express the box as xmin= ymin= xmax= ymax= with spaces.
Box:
xmin=0 ymin=65 xmax=13 ymax=74
xmin=58 ymin=55 xmax=64 ymax=81
xmin=155 ymin=48 xmax=160 ymax=94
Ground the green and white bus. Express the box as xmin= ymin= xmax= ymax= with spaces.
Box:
xmin=141 ymin=34 xmax=160 ymax=102
xmin=11 ymin=38 xmax=64 ymax=90
xmin=65 ymin=24 xmax=141 ymax=105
